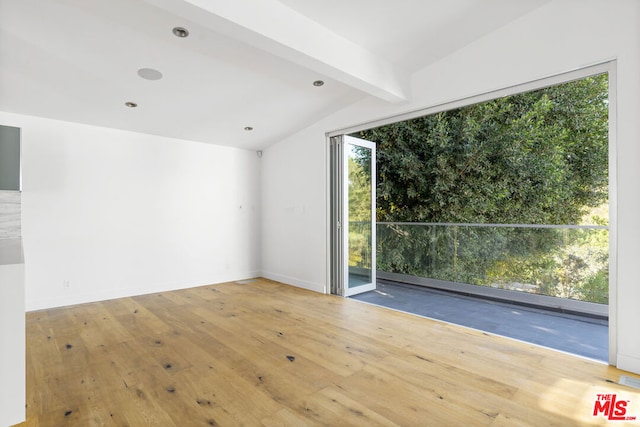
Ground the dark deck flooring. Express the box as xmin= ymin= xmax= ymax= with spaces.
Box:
xmin=351 ymin=280 xmax=608 ymax=362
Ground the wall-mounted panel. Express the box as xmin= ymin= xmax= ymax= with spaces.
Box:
xmin=0 ymin=124 xmax=21 ymax=191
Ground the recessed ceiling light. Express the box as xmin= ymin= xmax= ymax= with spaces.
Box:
xmin=125 ymin=101 xmax=138 ymax=108
xmin=244 ymin=126 xmax=254 ymax=131
xmin=172 ymin=26 xmax=189 ymax=38
xmin=137 ymin=68 xmax=163 ymax=81
xmin=313 ymin=80 xmax=324 ymax=87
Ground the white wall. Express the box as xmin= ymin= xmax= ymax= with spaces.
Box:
xmin=260 ymin=123 xmax=328 ymax=292
xmin=261 ymin=0 xmax=640 ymax=373
xmin=0 ymin=261 xmax=25 ymax=426
xmin=0 ymin=111 xmax=261 ymax=310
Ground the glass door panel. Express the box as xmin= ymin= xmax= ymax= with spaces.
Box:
xmin=343 ymin=136 xmax=376 ymax=296
xmin=344 ymin=136 xmax=375 ymax=296
xmin=330 ymin=135 xmax=376 ymax=297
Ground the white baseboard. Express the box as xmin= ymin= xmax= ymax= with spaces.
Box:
xmin=617 ymin=353 xmax=640 ymax=376
xmin=260 ymin=271 xmax=325 ymax=293
xmin=26 ymin=270 xmax=261 ymax=311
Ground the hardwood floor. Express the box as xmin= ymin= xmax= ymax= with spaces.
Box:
xmin=16 ymin=278 xmax=640 ymax=426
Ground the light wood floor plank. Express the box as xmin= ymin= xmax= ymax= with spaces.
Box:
xmin=16 ymin=278 xmax=640 ymax=426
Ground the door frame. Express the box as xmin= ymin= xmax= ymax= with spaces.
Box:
xmin=325 ymin=62 xmax=615 ymax=365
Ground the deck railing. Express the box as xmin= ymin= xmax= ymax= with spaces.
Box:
xmin=352 ymin=222 xmax=609 ymax=313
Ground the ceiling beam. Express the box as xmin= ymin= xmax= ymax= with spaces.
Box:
xmin=145 ymin=0 xmax=411 ymax=102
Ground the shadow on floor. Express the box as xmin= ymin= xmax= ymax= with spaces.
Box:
xmin=351 ymin=280 xmax=608 ymax=362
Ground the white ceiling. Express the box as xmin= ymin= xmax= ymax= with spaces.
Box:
xmin=0 ymin=0 xmax=549 ymax=150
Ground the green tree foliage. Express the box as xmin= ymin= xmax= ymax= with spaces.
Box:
xmin=348 ymin=155 xmax=371 ymax=222
xmin=348 ymin=155 xmax=372 ymax=267
xmin=356 ymin=74 xmax=608 ymax=224
xmin=353 ymin=74 xmax=609 ymax=304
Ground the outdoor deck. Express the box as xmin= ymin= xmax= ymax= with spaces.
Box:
xmin=351 ymin=280 xmax=608 ymax=362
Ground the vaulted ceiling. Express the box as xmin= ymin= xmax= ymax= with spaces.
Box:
xmin=0 ymin=0 xmax=549 ymax=150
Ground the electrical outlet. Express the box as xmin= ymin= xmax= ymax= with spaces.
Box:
xmin=62 ymin=280 xmax=70 ymax=289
